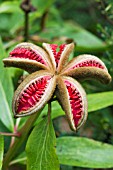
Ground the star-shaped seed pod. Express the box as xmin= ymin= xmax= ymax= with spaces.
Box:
xmin=3 ymin=42 xmax=111 ymax=131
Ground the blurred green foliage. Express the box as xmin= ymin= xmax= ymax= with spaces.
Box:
xmin=0 ymin=0 xmax=113 ymax=170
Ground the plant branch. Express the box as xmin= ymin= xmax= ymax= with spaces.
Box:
xmin=40 ymin=10 xmax=48 ymax=31
xmin=0 ymin=132 xmax=21 ymax=137
xmin=24 ymin=12 xmax=29 ymax=41
xmin=20 ymin=0 xmax=36 ymax=41
xmin=2 ymin=109 xmax=42 ymax=170
xmin=10 ymin=118 xmax=21 ymax=147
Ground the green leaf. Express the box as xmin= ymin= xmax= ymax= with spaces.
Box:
xmin=0 ymin=71 xmax=14 ymax=108
xmin=42 ymin=91 xmax=113 ymax=119
xmin=36 ymin=91 xmax=113 ymax=123
xmin=26 ymin=117 xmax=59 ymax=170
xmin=0 ymin=37 xmax=14 ymax=108
xmin=10 ymin=152 xmax=27 ymax=166
xmin=88 ymin=91 xmax=113 ymax=112
xmin=32 ymin=0 xmax=55 ymax=17
xmin=0 ymin=135 xmax=4 ymax=170
xmin=57 ymin=137 xmax=113 ymax=168
xmin=0 ymin=1 xmax=22 ymax=13
xmin=13 ymin=136 xmax=113 ymax=169
xmin=0 ymin=82 xmax=14 ymax=131
xmin=0 ymin=37 xmax=14 ymax=131
xmin=40 ymin=21 xmax=107 ymax=52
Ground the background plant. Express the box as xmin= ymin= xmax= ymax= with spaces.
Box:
xmin=0 ymin=0 xmax=113 ymax=170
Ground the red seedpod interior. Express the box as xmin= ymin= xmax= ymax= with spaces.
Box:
xmin=10 ymin=47 xmax=47 ymax=66
xmin=16 ymin=76 xmax=51 ymax=113
xmin=64 ymin=80 xmax=83 ymax=127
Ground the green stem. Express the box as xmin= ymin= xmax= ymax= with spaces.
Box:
xmin=24 ymin=11 xmax=29 ymax=41
xmin=2 ymin=109 xmax=42 ymax=170
xmin=40 ymin=10 xmax=48 ymax=31
xmin=47 ymin=101 xmax=51 ymax=122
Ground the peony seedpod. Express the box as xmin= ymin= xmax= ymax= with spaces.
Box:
xmin=3 ymin=42 xmax=111 ymax=131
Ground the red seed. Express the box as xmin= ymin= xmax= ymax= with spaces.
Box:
xmin=71 ymin=59 xmax=104 ymax=70
xmin=50 ymin=44 xmax=66 ymax=67
xmin=10 ymin=47 xmax=46 ymax=65
xmin=16 ymin=76 xmax=51 ymax=113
